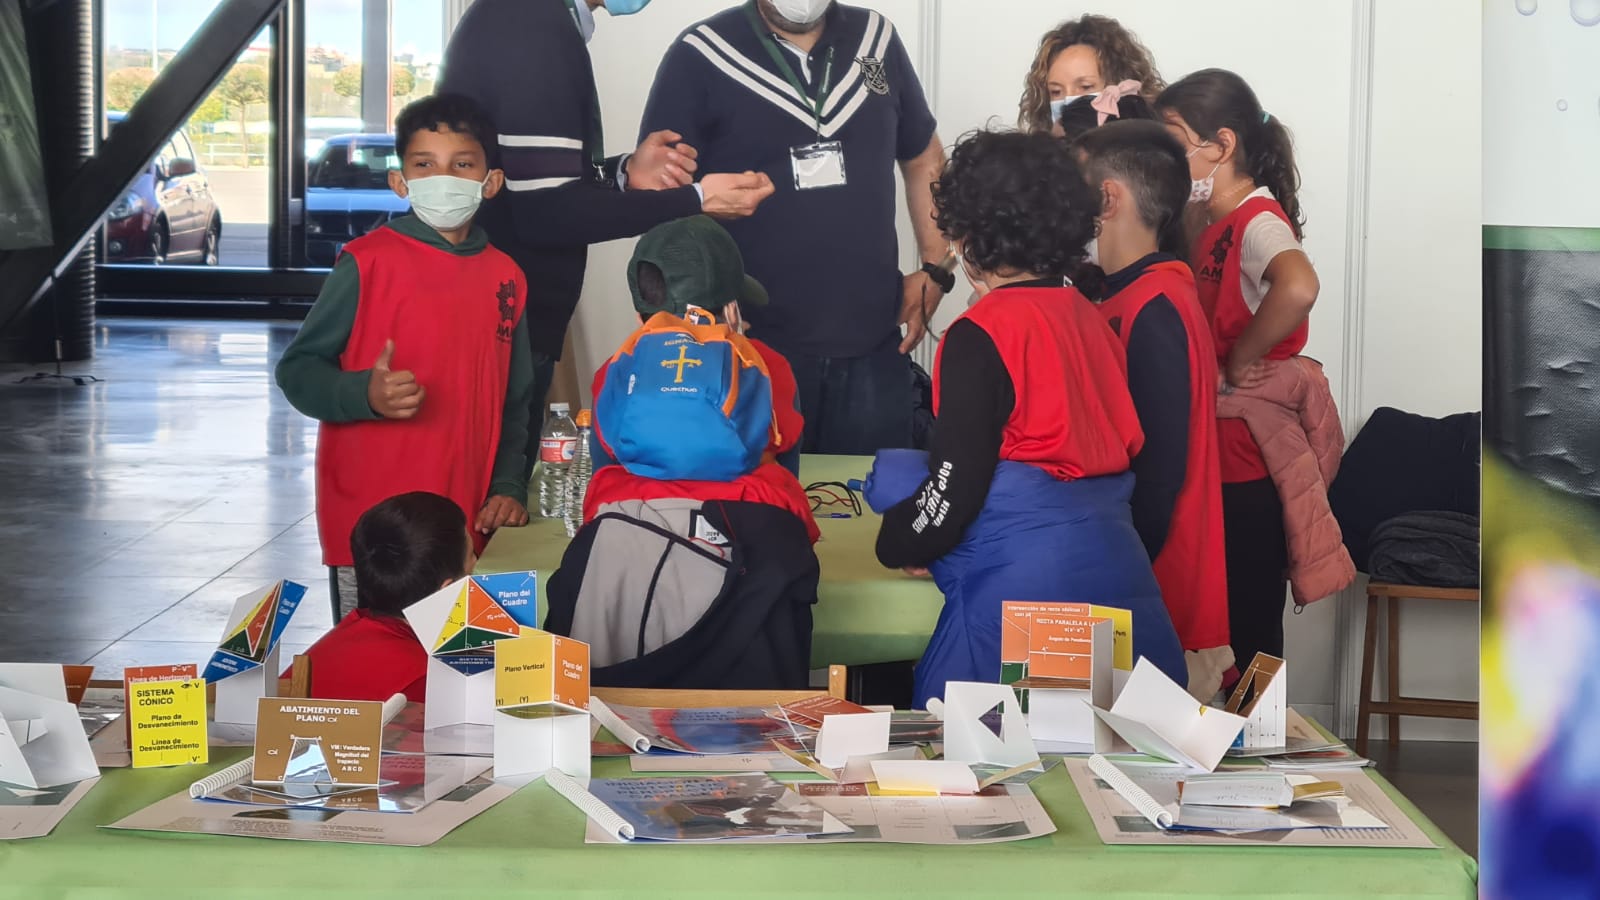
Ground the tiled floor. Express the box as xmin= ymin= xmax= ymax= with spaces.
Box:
xmin=0 ymin=318 xmax=333 ymax=673
xmin=0 ymin=317 xmax=1477 ymax=856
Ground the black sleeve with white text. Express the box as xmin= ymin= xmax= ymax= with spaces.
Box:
xmin=876 ymin=320 xmax=1014 ymax=569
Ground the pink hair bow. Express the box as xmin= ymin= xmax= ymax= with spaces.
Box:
xmin=1090 ymin=80 xmax=1144 ymax=126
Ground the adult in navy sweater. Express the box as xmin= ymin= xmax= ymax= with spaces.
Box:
xmin=639 ymin=0 xmax=949 ymax=455
xmin=440 ymin=0 xmax=774 ymax=473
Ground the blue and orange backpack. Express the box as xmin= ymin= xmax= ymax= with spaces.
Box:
xmin=595 ymin=312 xmax=780 ymax=482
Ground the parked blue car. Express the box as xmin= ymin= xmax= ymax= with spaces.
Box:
xmin=305 ymin=134 xmax=409 ymax=267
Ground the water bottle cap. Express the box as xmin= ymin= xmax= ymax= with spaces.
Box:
xmin=576 ymin=409 xmax=592 ymax=427
xmin=551 ymin=402 xmax=571 ymax=414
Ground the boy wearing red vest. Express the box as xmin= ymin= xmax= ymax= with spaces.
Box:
xmin=1075 ymin=120 xmax=1233 ymax=697
xmin=304 ymin=492 xmax=474 ymax=703
xmin=277 ymin=94 xmax=532 ymax=618
xmin=586 ymin=216 xmax=816 ymax=542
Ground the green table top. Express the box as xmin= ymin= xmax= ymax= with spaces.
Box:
xmin=5 ymin=754 xmax=1475 ymax=899
xmin=475 ymin=455 xmax=945 ymax=669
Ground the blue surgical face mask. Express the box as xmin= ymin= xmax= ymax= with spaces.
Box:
xmin=603 ymin=0 xmax=652 ymax=15
xmin=405 ymin=174 xmax=487 ymax=231
xmin=1049 ymin=98 xmax=1070 ymax=125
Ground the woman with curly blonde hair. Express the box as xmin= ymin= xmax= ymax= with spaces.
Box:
xmin=1018 ymin=15 xmax=1166 ymax=135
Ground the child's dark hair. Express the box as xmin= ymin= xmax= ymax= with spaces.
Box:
xmin=1057 ymin=93 xmax=1157 ymax=142
xmin=1155 ymin=69 xmax=1305 ymax=239
xmin=394 ymin=92 xmax=496 ymax=159
xmin=350 ymin=491 xmax=469 ymax=616
xmin=934 ymin=130 xmax=1097 ymax=280
xmin=1018 ymin=15 xmax=1165 ymax=133
xmin=1073 ymin=120 xmax=1191 ymax=258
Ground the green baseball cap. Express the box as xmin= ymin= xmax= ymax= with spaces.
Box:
xmin=628 ymin=215 xmax=769 ymax=318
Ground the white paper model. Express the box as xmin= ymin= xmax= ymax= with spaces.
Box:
xmin=202 ymin=581 xmax=308 ymax=725
xmin=1018 ymin=618 xmax=1114 ymax=753
xmin=941 ymin=682 xmax=1039 ymax=768
xmin=404 ymin=572 xmax=539 ymax=730
xmin=1089 ymin=659 xmax=1246 ymax=772
xmin=491 ymin=631 xmax=591 ymax=783
xmin=0 ymin=665 xmax=99 ymax=789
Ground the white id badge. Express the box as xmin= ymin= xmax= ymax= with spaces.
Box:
xmin=791 ymin=141 xmax=847 ymax=190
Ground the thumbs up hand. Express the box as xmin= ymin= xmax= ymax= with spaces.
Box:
xmin=367 ymin=340 xmax=425 ymax=419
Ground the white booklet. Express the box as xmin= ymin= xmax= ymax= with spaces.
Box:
xmin=1067 ymin=757 xmax=1435 ymax=848
xmin=1086 ymin=754 xmax=1382 ymax=832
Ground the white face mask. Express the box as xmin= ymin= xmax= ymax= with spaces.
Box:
xmin=769 ymin=0 xmax=831 ymax=27
xmin=1187 ymin=143 xmax=1221 ymax=205
xmin=1083 ymin=235 xmax=1100 ymax=268
xmin=405 ymin=174 xmax=487 ymax=231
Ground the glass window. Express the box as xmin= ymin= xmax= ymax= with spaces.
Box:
xmin=101 ymin=0 xmax=274 ymax=268
xmin=302 ymin=0 xmax=443 ymax=267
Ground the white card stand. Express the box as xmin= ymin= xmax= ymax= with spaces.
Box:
xmin=941 ymin=681 xmax=1039 ymax=768
xmin=1023 ymin=619 xmax=1114 ymax=753
xmin=1225 ymin=653 xmax=1288 ymax=751
xmin=0 ymin=666 xmax=98 ymax=789
xmin=213 ymin=645 xmax=279 ymax=726
xmin=493 ymin=709 xmax=591 ymax=783
xmin=1089 ymin=658 xmax=1246 ymax=772
xmin=425 ymin=659 xmax=495 ymax=731
xmin=814 ymin=712 xmax=890 ymax=769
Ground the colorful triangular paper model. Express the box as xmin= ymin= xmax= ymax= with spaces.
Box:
xmin=405 ymin=571 xmax=539 ymax=730
xmin=204 ymin=580 xmax=307 ymax=725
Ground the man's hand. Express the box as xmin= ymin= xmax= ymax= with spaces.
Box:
xmin=366 ymin=340 xmax=425 ymax=419
xmin=902 ymin=566 xmax=930 ymax=577
xmin=1224 ymin=356 xmax=1278 ymax=391
xmin=897 ymin=271 xmax=943 ymax=354
xmin=476 ymin=495 xmax=530 ymax=535
xmin=625 ymin=130 xmax=699 ymax=191
xmin=700 ymin=171 xmax=775 ymax=220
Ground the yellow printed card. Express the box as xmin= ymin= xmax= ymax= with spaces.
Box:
xmin=496 ymin=630 xmax=590 ymax=712
xmin=128 ymin=678 xmax=209 ymax=768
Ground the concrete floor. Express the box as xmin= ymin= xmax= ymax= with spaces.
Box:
xmin=0 ymin=317 xmax=1477 ymax=856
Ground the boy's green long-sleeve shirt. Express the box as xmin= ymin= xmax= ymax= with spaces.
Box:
xmin=275 ymin=215 xmax=533 ymax=505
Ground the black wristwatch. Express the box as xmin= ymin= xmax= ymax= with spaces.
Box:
xmin=921 ymin=260 xmax=956 ymax=295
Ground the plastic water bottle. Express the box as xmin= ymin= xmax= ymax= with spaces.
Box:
xmin=537 ymin=402 xmax=578 ymax=518
xmin=564 ymin=409 xmax=594 ymax=537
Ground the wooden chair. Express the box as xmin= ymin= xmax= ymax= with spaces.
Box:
xmin=592 ymin=665 xmax=848 ymax=709
xmin=1356 ymin=581 xmax=1479 ymax=754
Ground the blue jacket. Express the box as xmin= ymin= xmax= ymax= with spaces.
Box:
xmin=866 ymin=449 xmax=1187 ymax=708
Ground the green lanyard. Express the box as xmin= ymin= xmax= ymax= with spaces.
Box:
xmin=563 ymin=0 xmax=608 ymax=178
xmin=743 ymin=1 xmax=835 ymax=138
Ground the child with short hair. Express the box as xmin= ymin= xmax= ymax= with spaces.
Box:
xmin=1074 ymin=119 xmax=1233 ymax=697
xmin=1157 ymin=69 xmax=1350 ymax=669
xmin=304 ymin=492 xmax=474 ymax=702
xmin=276 ymin=92 xmax=533 ymax=619
xmin=584 ymin=216 xmax=817 ymax=541
xmin=870 ymin=130 xmax=1185 ymax=707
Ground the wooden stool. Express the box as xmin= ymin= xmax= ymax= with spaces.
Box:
xmin=1356 ymin=581 xmax=1479 ymax=755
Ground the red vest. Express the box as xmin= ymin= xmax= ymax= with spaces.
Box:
xmin=305 ymin=609 xmax=428 ymax=703
xmin=940 ymin=284 xmax=1143 ymax=480
xmin=1098 ymin=261 xmax=1230 ymax=650
xmin=1192 ymin=196 xmax=1308 ymax=483
xmin=315 ymin=226 xmax=526 ymax=566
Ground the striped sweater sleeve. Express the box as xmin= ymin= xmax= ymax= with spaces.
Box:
xmin=439 ymin=0 xmax=701 ymax=248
